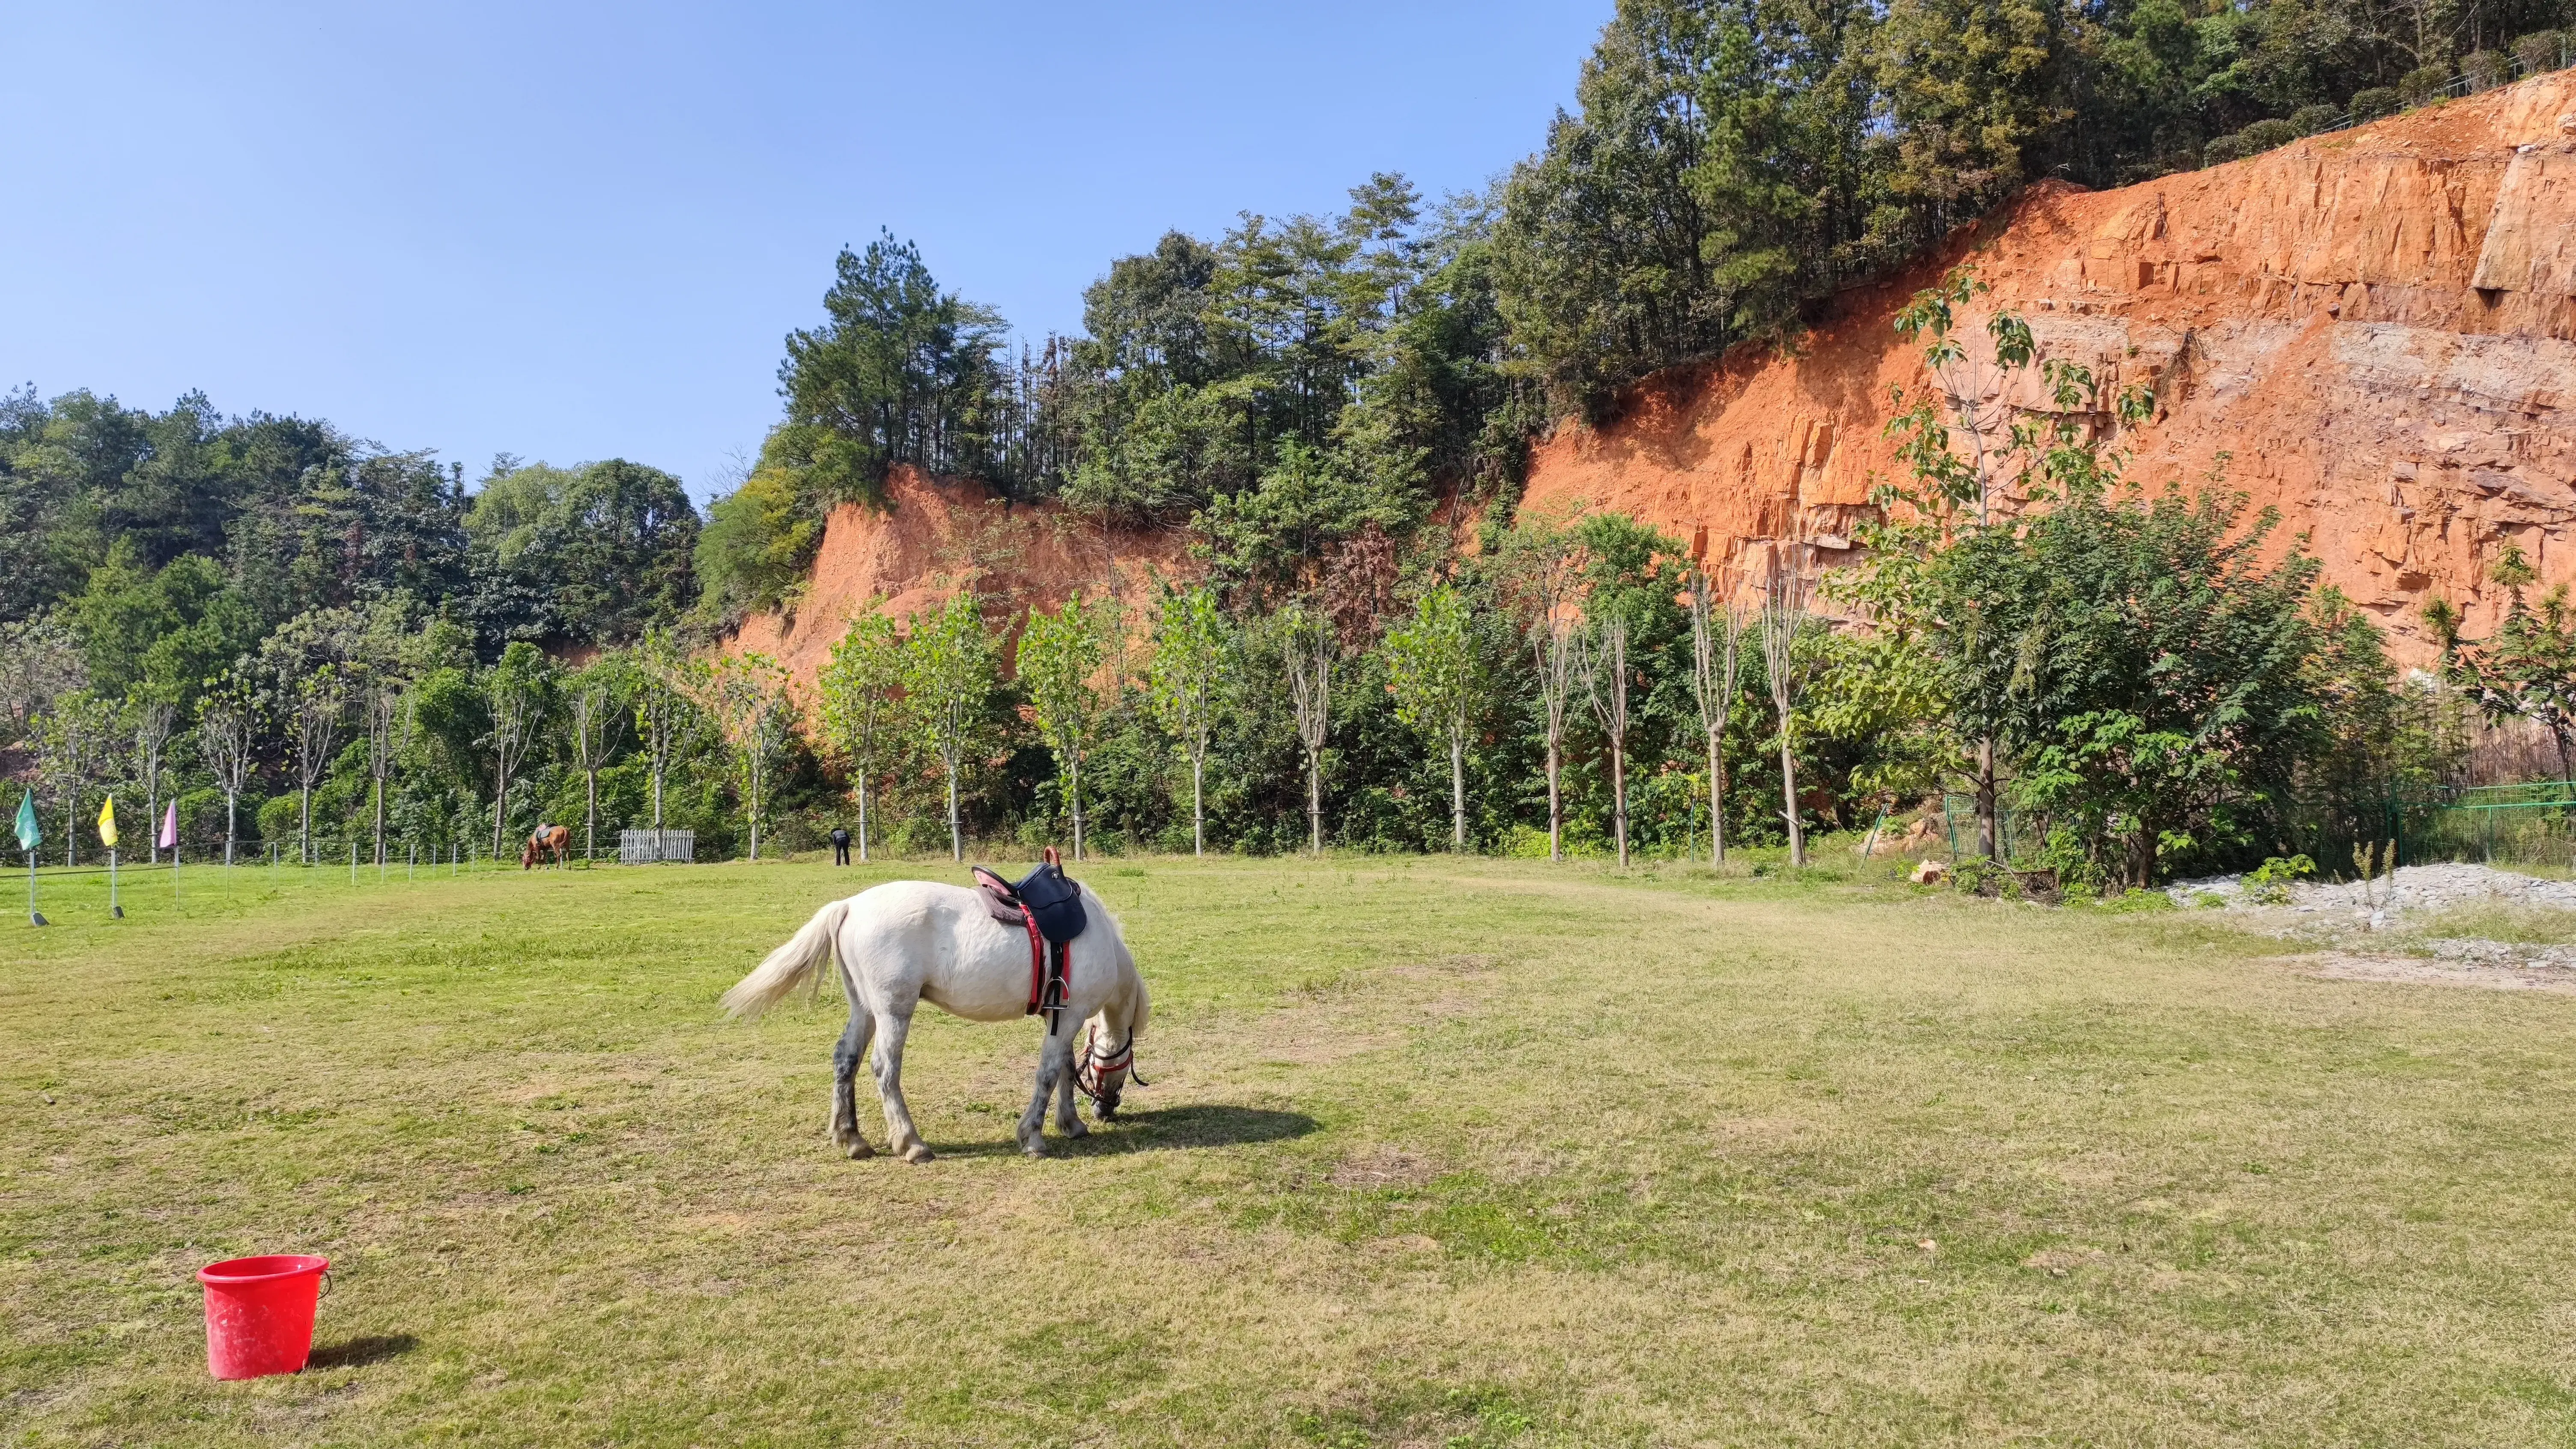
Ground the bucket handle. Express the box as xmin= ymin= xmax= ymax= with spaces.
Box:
xmin=317 ymin=1267 xmax=334 ymax=1300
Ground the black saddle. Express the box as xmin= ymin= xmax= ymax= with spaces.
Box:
xmin=970 ymin=848 xmax=1088 ymax=1031
xmin=972 ymin=852 xmax=1087 ymax=944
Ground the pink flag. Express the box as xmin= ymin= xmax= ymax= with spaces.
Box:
xmin=158 ymin=802 xmax=178 ymax=851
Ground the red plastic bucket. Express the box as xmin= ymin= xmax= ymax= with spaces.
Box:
xmin=197 ymin=1255 xmax=328 ymax=1380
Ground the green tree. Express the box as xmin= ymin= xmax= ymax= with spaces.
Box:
xmin=817 ymin=603 xmax=905 ymax=862
xmin=483 ymin=642 xmax=555 ymax=860
xmin=564 ymin=653 xmax=636 ymax=862
xmin=1386 ymin=584 xmax=1480 ymax=850
xmin=2441 ymin=543 xmax=2576 ymax=781
xmin=1150 ymin=587 xmax=1232 ymax=857
xmin=465 ymin=459 xmax=699 ymax=646
xmin=1018 ymin=593 xmax=1111 ymax=860
xmin=776 ymin=231 xmax=1009 ymax=502
xmin=902 ymin=593 xmax=998 ymax=862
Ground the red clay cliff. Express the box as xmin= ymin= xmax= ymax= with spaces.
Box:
xmin=1521 ymin=71 xmax=2576 ymax=661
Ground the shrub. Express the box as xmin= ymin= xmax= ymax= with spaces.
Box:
xmin=2397 ymin=65 xmax=2452 ymax=104
xmin=1951 ymin=857 xmax=2005 ymax=896
xmin=2289 ymin=104 xmax=2341 ymax=135
xmin=2242 ymin=118 xmax=2300 ymax=152
xmin=2202 ymin=133 xmax=2255 ymax=164
xmin=2515 ymin=30 xmax=2567 ymax=72
xmin=2464 ymin=50 xmax=2510 ymax=89
xmin=2245 ymin=853 xmax=2317 ymax=904
xmin=2349 ymin=86 xmax=2401 ymax=118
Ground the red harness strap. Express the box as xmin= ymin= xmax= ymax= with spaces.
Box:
xmin=1020 ymin=908 xmax=1047 ymax=1014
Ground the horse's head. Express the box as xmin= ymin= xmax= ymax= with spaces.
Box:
xmin=1074 ymin=1021 xmax=1136 ymax=1119
xmin=1074 ymin=931 xmax=1149 ymax=1119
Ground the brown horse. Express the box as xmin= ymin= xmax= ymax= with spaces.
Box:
xmin=522 ymin=824 xmax=572 ymax=870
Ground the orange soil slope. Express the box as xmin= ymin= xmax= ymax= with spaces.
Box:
xmin=724 ymin=465 xmax=1190 ymax=696
xmin=1521 ymin=71 xmax=2576 ymax=661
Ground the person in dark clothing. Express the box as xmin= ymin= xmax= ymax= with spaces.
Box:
xmin=830 ymin=826 xmax=852 ymax=866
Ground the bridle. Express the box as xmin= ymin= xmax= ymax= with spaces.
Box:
xmin=1074 ymin=1021 xmax=1147 ymax=1113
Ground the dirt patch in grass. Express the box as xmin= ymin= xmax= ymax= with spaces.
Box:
xmin=2284 ymin=950 xmax=2576 ymax=995
xmin=1328 ymin=1145 xmax=1439 ymax=1189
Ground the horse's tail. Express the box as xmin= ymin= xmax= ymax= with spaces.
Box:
xmin=722 ymin=898 xmax=850 ymax=1020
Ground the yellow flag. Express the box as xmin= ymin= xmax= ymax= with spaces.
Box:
xmin=96 ymin=796 xmax=118 ymax=850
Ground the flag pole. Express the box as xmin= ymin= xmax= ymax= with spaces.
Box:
xmin=16 ymin=792 xmax=42 ymax=927
xmin=109 ymin=847 xmax=120 ymax=919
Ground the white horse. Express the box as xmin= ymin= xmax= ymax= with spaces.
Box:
xmin=721 ymin=879 xmax=1149 ymax=1161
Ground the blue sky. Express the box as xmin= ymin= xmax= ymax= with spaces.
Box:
xmin=4 ymin=2 xmax=1610 ymax=500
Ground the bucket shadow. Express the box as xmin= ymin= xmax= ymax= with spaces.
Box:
xmin=307 ymin=1334 xmax=418 ymax=1370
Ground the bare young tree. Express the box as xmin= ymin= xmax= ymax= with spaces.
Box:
xmin=131 ymin=694 xmax=177 ymax=865
xmin=1688 ymin=567 xmax=1749 ymax=864
xmin=361 ymin=678 xmax=406 ymax=867
xmin=565 ymin=656 xmax=634 ymax=862
xmin=1500 ymin=517 xmax=1584 ymax=862
xmin=197 ymin=674 xmax=260 ymax=865
xmin=1282 ymin=605 xmax=1333 ymax=855
xmin=289 ymin=666 xmax=347 ymax=865
xmin=1760 ymin=566 xmax=1814 ymax=867
xmin=635 ymin=628 xmax=692 ymax=832
xmin=1576 ymin=609 xmax=1633 ymax=867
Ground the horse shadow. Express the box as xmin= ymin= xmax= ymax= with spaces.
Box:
xmin=1064 ymin=1104 xmax=1318 ymax=1156
xmin=929 ymin=1104 xmax=1319 ymax=1159
xmin=307 ymin=1334 xmax=419 ymax=1370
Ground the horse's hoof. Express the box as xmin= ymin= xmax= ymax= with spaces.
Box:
xmin=899 ymin=1142 xmax=935 ymax=1164
xmin=1061 ymin=1118 xmax=1089 ymax=1139
xmin=844 ymin=1139 xmax=875 ymax=1160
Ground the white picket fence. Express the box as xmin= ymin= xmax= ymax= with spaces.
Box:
xmin=618 ymin=829 xmax=695 ymax=865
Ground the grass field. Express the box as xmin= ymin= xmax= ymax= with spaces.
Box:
xmin=5 ymin=852 xmax=2576 ymax=1446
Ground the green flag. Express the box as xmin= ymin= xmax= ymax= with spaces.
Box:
xmin=13 ymin=792 xmax=37 ymax=854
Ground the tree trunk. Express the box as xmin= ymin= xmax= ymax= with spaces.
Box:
xmin=584 ymin=768 xmax=598 ymax=862
xmin=1780 ymin=737 xmax=1805 ymax=867
xmin=299 ymin=784 xmax=312 ymax=866
xmin=1975 ymin=737 xmax=2000 ymax=863
xmin=146 ymin=775 xmax=159 ymax=866
xmin=1449 ymin=730 xmax=1466 ymax=851
xmin=857 ymin=773 xmax=870 ymax=863
xmin=1706 ymin=728 xmax=1725 ymax=864
xmin=1612 ymin=737 xmax=1629 ymax=867
xmin=1547 ymin=733 xmax=1562 ymax=862
xmin=1071 ymin=754 xmax=1085 ymax=862
xmin=225 ymin=793 xmax=237 ymax=866
xmin=652 ymin=760 xmax=665 ymax=829
xmin=373 ymin=777 xmax=386 ymax=867
xmin=493 ymin=764 xmax=509 ymax=861
xmin=946 ymin=760 xmax=962 ymax=862
xmin=748 ymin=756 xmax=763 ymax=862
xmin=64 ymin=795 xmax=75 ymax=868
xmin=1307 ymin=750 xmax=1322 ymax=856
xmin=1191 ymin=748 xmax=1205 ymax=858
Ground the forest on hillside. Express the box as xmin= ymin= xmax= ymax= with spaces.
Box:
xmin=6 ymin=0 xmax=2573 ymax=882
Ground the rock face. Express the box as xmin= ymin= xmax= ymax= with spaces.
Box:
xmin=1521 ymin=71 xmax=2576 ymax=660
xmin=724 ymin=465 xmax=1188 ymax=698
